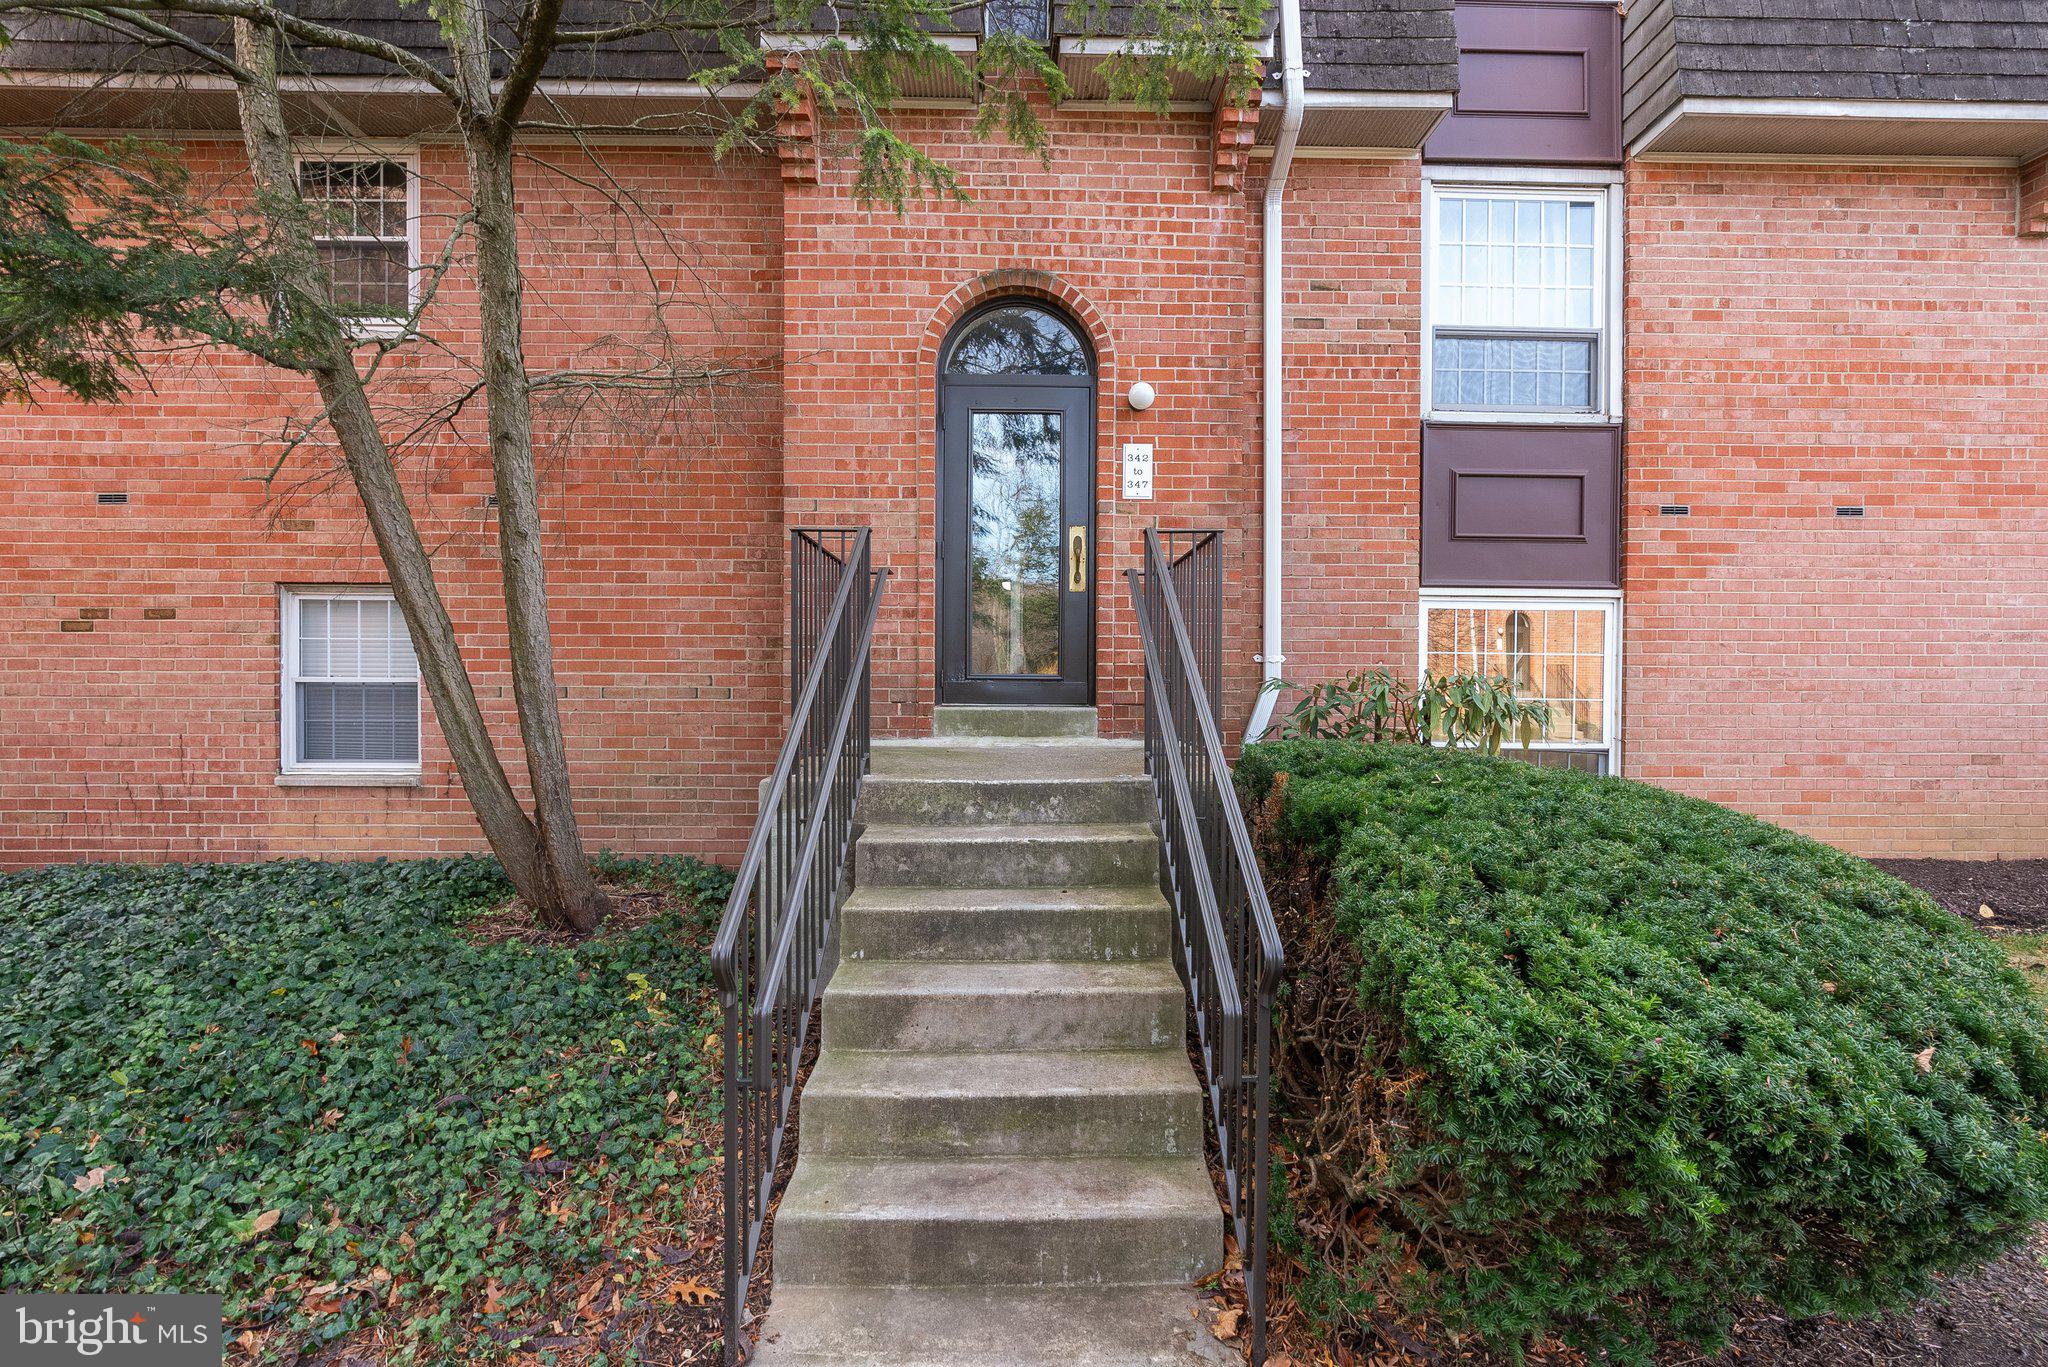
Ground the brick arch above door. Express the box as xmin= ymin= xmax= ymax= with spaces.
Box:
xmin=919 ymin=271 xmax=1120 ymax=395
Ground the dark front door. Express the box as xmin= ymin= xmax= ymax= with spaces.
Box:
xmin=936 ymin=303 xmax=1096 ymax=706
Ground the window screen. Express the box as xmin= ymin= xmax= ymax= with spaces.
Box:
xmin=288 ymin=593 xmax=420 ymax=768
xmin=298 ymin=159 xmax=411 ymax=320
xmin=1431 ymin=192 xmax=1603 ymax=413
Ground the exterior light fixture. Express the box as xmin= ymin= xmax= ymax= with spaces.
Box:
xmin=1127 ymin=381 xmax=1156 ymax=411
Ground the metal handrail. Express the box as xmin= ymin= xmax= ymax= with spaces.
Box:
xmin=1127 ymin=527 xmax=1285 ymax=1366
xmin=712 ymin=527 xmax=888 ymax=1364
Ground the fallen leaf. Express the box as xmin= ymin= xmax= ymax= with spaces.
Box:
xmin=1980 ymin=903 xmax=1998 ymax=920
xmin=529 ymin=1145 xmax=554 ymax=1162
xmin=1211 ymin=1307 xmax=1243 ymax=1341
xmin=1915 ymin=1046 xmax=1936 ymax=1073
xmin=665 ymin=1277 xmax=716 ymax=1307
xmin=245 ymin=1208 xmax=281 ymax=1239
xmin=72 ymin=1165 xmax=116 ymax=1193
xmin=1821 ymin=981 xmax=1836 ymax=994
xmin=300 ymin=1039 xmax=319 ymax=1056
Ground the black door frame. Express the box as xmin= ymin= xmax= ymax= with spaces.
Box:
xmin=935 ymin=305 xmax=1097 ymax=707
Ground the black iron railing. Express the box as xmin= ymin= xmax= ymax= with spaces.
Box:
xmin=1128 ymin=527 xmax=1285 ymax=1366
xmin=713 ymin=528 xmax=887 ymax=1363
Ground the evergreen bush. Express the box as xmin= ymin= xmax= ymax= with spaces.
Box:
xmin=1239 ymin=740 xmax=2048 ymax=1361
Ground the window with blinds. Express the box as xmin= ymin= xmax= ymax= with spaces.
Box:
xmin=1426 ymin=185 xmax=1611 ymax=416
xmin=282 ymin=590 xmax=420 ymax=772
xmin=297 ymin=157 xmax=413 ymax=325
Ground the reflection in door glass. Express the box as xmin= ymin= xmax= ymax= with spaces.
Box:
xmin=969 ymin=411 xmax=1062 ymax=676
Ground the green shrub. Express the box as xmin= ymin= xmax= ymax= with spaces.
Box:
xmin=1262 ymin=667 xmax=1550 ymax=754
xmin=0 ymin=854 xmax=728 ymax=1359
xmin=1239 ymin=740 xmax=2048 ymax=1362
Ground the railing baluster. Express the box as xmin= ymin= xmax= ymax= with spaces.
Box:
xmin=1128 ymin=528 xmax=1284 ymax=1367
xmin=713 ymin=529 xmax=889 ymax=1365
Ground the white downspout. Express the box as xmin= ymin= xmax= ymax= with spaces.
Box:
xmin=1243 ymin=0 xmax=1306 ymax=744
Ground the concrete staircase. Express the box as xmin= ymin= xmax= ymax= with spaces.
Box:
xmin=751 ymin=706 xmax=1232 ymax=1366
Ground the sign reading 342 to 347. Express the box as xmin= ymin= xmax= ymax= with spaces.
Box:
xmin=1121 ymin=443 xmax=1154 ymax=500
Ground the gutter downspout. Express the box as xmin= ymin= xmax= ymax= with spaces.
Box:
xmin=1243 ymin=0 xmax=1306 ymax=744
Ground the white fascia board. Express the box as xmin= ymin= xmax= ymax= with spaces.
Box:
xmin=1629 ymin=94 xmax=2048 ymax=162
xmin=1062 ymin=35 xmax=1274 ymax=58
xmin=1260 ymin=87 xmax=1453 ymax=112
xmin=762 ymin=31 xmax=978 ymax=54
xmin=1 ymin=68 xmax=758 ymax=101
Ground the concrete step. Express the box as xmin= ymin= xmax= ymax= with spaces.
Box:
xmin=841 ymin=886 xmax=1171 ymax=962
xmin=871 ymin=737 xmax=1142 ymax=780
xmin=771 ymin=1156 xmax=1223 ymax=1288
xmin=821 ymin=959 xmax=1186 ymax=1052
xmin=856 ymin=822 xmax=1156 ymax=889
xmin=750 ymin=1285 xmax=1239 ymax=1365
xmin=860 ymin=772 xmax=1152 ymax=826
xmin=801 ymin=1049 xmax=1203 ymax=1159
xmin=934 ymin=705 xmax=1098 ymax=739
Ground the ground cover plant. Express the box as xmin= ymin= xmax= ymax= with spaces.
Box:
xmin=0 ymin=853 xmax=732 ymax=1362
xmin=1239 ymin=740 xmax=2048 ymax=1364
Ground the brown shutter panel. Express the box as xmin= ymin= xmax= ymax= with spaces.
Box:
xmin=1423 ymin=0 xmax=1623 ymax=165
xmin=1420 ymin=422 xmax=1622 ymax=589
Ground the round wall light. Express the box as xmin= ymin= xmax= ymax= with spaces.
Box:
xmin=1127 ymin=381 xmax=1156 ymax=411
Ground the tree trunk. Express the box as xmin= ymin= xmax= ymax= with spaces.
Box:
xmin=448 ymin=0 xmax=609 ymax=934
xmin=230 ymin=16 xmax=601 ymax=930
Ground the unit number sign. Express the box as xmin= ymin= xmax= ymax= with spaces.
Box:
xmin=1121 ymin=443 xmax=1155 ymax=500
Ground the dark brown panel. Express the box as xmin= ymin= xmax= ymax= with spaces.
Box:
xmin=1421 ymin=422 xmax=1621 ymax=588
xmin=1452 ymin=471 xmax=1585 ymax=540
xmin=1424 ymin=0 xmax=1622 ymax=165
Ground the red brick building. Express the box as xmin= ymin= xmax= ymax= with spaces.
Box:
xmin=3 ymin=0 xmax=2045 ymax=867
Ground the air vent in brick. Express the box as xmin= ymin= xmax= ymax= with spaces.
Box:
xmin=1658 ymin=504 xmax=1690 ymax=516
xmin=96 ymin=491 xmax=130 ymax=506
xmin=1835 ymin=505 xmax=1866 ymax=518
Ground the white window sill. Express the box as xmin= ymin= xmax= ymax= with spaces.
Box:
xmin=277 ymin=770 xmax=422 ymax=788
xmin=343 ymin=320 xmax=416 ymax=344
xmin=1424 ymin=410 xmax=1621 ymax=426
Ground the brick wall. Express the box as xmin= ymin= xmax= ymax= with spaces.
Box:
xmin=0 ymin=140 xmax=787 ymax=868
xmin=778 ymin=108 xmax=1267 ymax=741
xmin=1624 ymin=162 xmax=2048 ymax=857
xmin=10 ymin=127 xmax=2047 ymax=870
xmin=1272 ymin=157 xmax=1427 ymax=690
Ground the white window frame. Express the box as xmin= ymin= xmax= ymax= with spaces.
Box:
xmin=279 ymin=586 xmax=423 ymax=785
xmin=1418 ymin=587 xmax=1623 ymax=775
xmin=1422 ymin=165 xmax=1625 ymax=425
xmin=293 ymin=143 xmax=421 ymax=341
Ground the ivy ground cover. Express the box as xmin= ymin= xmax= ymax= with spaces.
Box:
xmin=0 ymin=853 xmax=732 ymax=1362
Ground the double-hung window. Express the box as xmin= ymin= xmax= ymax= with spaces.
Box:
xmin=297 ymin=154 xmax=416 ymax=333
xmin=281 ymin=589 xmax=421 ymax=779
xmin=1421 ymin=591 xmax=1620 ymax=775
xmin=1425 ymin=180 xmax=1616 ymax=419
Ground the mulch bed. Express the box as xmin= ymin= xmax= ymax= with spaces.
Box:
xmin=1698 ymin=1229 xmax=2048 ymax=1367
xmin=1250 ymin=1229 xmax=2048 ymax=1367
xmin=1876 ymin=858 xmax=2048 ymax=930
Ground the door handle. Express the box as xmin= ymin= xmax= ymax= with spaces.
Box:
xmin=1068 ymin=525 xmax=1087 ymax=593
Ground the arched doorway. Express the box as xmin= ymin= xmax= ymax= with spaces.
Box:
xmin=936 ymin=300 xmax=1097 ymax=706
